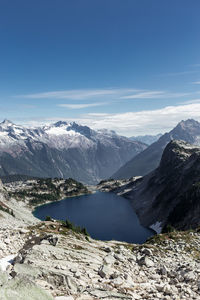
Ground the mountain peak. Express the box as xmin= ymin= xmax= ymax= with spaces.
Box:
xmin=176 ymin=119 xmax=200 ymax=130
xmin=1 ymin=119 xmax=14 ymax=126
xmin=53 ymin=121 xmax=68 ymax=127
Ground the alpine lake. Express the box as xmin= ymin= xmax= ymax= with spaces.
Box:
xmin=33 ymin=191 xmax=155 ymax=244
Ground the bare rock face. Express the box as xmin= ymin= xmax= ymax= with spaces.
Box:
xmin=105 ymin=140 xmax=200 ymax=231
xmin=1 ymin=221 xmax=200 ymax=300
xmin=0 ymin=180 xmax=199 ymax=300
xmin=0 ymin=270 xmax=54 ymax=300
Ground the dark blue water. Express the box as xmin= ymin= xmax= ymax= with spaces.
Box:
xmin=33 ymin=191 xmax=154 ymax=244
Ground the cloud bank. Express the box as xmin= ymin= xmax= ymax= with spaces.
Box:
xmin=77 ymin=102 xmax=200 ymax=136
xmin=19 ymin=102 xmax=200 ymax=137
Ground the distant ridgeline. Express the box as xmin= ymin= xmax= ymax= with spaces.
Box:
xmin=0 ymin=174 xmax=39 ymax=184
xmin=0 ymin=119 xmax=146 ymax=184
xmin=113 ymin=119 xmax=200 ymax=179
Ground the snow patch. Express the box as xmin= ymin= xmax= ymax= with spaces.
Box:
xmin=45 ymin=127 xmax=80 ymax=136
xmin=0 ymin=132 xmax=8 ymax=136
xmin=0 ymin=255 xmax=15 ymax=271
xmin=150 ymin=222 xmax=162 ymax=234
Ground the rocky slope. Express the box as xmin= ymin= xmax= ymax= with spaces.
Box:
xmin=0 ymin=178 xmax=199 ymax=299
xmin=100 ymin=140 xmax=200 ymax=232
xmin=113 ymin=119 xmax=200 ymax=179
xmin=0 ymin=120 xmax=146 ymax=184
xmin=0 ymin=198 xmax=200 ymax=299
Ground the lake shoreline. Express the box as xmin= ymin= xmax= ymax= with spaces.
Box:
xmin=33 ymin=190 xmax=155 ymax=244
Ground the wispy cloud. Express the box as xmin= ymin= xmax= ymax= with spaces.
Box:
xmin=18 ymin=88 xmax=190 ymax=101
xmin=18 ymin=88 xmax=139 ymax=100
xmin=58 ymin=102 xmax=107 ymax=109
xmin=85 ymin=113 xmax=110 ymax=117
xmin=121 ymin=91 xmax=189 ymax=99
xmin=72 ymin=102 xmax=200 ymax=136
xmin=193 ymin=81 xmax=200 ymax=84
xmin=121 ymin=91 xmax=165 ymax=99
xmin=180 ymin=98 xmax=200 ymax=105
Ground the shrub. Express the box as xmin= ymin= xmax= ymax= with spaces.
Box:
xmin=163 ymin=224 xmax=176 ymax=233
xmin=45 ymin=216 xmax=52 ymax=221
xmin=81 ymin=227 xmax=89 ymax=236
xmin=65 ymin=218 xmax=90 ymax=236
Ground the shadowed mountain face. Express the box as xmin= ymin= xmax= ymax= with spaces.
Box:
xmin=130 ymin=133 xmax=162 ymax=145
xmin=0 ymin=120 xmax=146 ymax=184
xmin=113 ymin=119 xmax=200 ymax=179
xmin=113 ymin=140 xmax=200 ymax=231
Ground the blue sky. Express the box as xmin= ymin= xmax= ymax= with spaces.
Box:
xmin=0 ymin=0 xmax=200 ymax=135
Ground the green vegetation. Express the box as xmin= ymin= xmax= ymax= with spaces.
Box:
xmin=0 ymin=174 xmax=39 ymax=184
xmin=33 ymin=217 xmax=90 ymax=238
xmin=65 ymin=218 xmax=90 ymax=236
xmin=9 ymin=177 xmax=89 ymax=207
xmin=162 ymin=224 xmax=176 ymax=233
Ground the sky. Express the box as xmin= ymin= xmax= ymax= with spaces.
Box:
xmin=0 ymin=0 xmax=200 ymax=136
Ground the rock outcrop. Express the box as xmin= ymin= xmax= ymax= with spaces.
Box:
xmin=0 ymin=219 xmax=200 ymax=299
xmin=0 ymin=169 xmax=200 ymax=299
xmin=102 ymin=140 xmax=200 ymax=232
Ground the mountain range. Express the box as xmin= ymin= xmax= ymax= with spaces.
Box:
xmin=130 ymin=133 xmax=162 ymax=145
xmin=100 ymin=139 xmax=200 ymax=231
xmin=113 ymin=119 xmax=200 ymax=179
xmin=0 ymin=119 xmax=146 ymax=184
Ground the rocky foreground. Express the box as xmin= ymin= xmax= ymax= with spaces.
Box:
xmin=0 ymin=207 xmax=200 ymax=299
xmin=0 ymin=176 xmax=199 ymax=299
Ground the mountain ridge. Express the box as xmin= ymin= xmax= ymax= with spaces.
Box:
xmin=100 ymin=139 xmax=200 ymax=231
xmin=0 ymin=119 xmax=146 ymax=184
xmin=130 ymin=133 xmax=162 ymax=145
xmin=113 ymin=119 xmax=200 ymax=179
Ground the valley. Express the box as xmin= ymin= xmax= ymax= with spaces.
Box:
xmin=1 ymin=2 xmax=199 ymax=299
xmin=0 ymin=119 xmax=200 ymax=299
xmin=0 ymin=179 xmax=200 ymax=299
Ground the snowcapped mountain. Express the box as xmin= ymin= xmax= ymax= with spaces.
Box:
xmin=0 ymin=120 xmax=147 ymax=184
xmin=113 ymin=119 xmax=200 ymax=179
